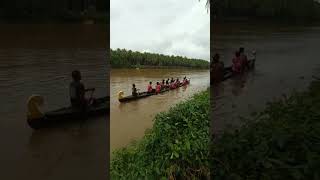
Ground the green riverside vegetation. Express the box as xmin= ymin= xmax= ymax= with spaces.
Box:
xmin=211 ymin=79 xmax=320 ymax=179
xmin=111 ymin=90 xmax=210 ymax=179
xmin=213 ymin=0 xmax=320 ymax=21
xmin=110 ymin=49 xmax=209 ymax=69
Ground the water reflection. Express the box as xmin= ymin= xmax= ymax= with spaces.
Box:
xmin=0 ymin=24 xmax=108 ymax=179
xmin=211 ymin=23 xmax=320 ymax=135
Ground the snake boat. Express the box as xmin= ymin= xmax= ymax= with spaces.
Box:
xmin=118 ymin=80 xmax=190 ymax=103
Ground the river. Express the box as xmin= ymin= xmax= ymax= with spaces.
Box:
xmin=211 ymin=22 xmax=320 ymax=134
xmin=110 ymin=68 xmax=209 ymax=153
xmin=0 ymin=24 xmax=108 ymax=179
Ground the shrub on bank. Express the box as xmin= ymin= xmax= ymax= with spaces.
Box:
xmin=211 ymin=80 xmax=320 ymax=179
xmin=111 ymin=91 xmax=210 ymax=179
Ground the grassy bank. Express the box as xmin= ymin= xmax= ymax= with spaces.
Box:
xmin=211 ymin=79 xmax=320 ymax=179
xmin=111 ymin=49 xmax=209 ymax=69
xmin=111 ymin=90 xmax=210 ymax=179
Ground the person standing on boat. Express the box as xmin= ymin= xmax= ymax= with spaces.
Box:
xmin=232 ymin=51 xmax=242 ymax=74
xmin=69 ymin=70 xmax=95 ymax=110
xmin=211 ymin=53 xmax=225 ymax=83
xmin=239 ymin=47 xmax=249 ymax=70
xmin=132 ymin=84 xmax=138 ymax=96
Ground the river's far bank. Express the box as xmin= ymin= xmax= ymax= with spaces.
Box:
xmin=111 ymin=65 xmax=209 ymax=70
xmin=110 ymin=90 xmax=210 ymax=179
xmin=210 ymin=78 xmax=320 ymax=179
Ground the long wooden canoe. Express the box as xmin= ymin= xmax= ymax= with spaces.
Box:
xmin=27 ymin=96 xmax=109 ymax=129
xmin=118 ymin=80 xmax=190 ymax=103
xmin=212 ymin=58 xmax=256 ymax=85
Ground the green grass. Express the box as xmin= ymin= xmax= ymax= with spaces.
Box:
xmin=211 ymin=80 xmax=320 ymax=179
xmin=111 ymin=90 xmax=210 ymax=179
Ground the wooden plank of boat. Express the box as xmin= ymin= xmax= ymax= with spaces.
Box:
xmin=27 ymin=96 xmax=109 ymax=129
xmin=118 ymin=80 xmax=190 ymax=103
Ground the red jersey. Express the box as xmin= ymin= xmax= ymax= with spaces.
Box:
xmin=232 ymin=57 xmax=242 ymax=73
xmin=156 ymin=84 xmax=161 ymax=93
xmin=147 ymin=85 xmax=153 ymax=92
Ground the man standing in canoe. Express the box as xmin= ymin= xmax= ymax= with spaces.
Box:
xmin=69 ymin=70 xmax=95 ymax=110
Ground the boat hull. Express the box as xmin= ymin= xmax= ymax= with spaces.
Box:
xmin=27 ymin=96 xmax=109 ymax=129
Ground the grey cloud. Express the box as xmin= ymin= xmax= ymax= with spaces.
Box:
xmin=111 ymin=0 xmax=209 ymax=61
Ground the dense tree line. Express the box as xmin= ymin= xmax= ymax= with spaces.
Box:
xmin=111 ymin=49 xmax=209 ymax=69
xmin=212 ymin=0 xmax=320 ymax=20
xmin=0 ymin=0 xmax=107 ymax=22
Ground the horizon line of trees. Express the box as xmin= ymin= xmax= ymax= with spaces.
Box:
xmin=111 ymin=48 xmax=209 ymax=69
xmin=212 ymin=0 xmax=320 ymax=20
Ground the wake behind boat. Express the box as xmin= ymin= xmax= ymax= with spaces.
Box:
xmin=118 ymin=79 xmax=190 ymax=103
xmin=27 ymin=95 xmax=109 ymax=129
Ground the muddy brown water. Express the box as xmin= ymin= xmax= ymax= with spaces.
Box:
xmin=0 ymin=24 xmax=108 ymax=179
xmin=211 ymin=22 xmax=320 ymax=135
xmin=110 ymin=68 xmax=209 ymax=153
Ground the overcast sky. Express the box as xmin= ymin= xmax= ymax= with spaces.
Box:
xmin=111 ymin=0 xmax=210 ymax=61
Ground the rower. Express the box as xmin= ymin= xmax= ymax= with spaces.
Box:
xmin=161 ymin=79 xmax=165 ymax=89
xmin=69 ymin=70 xmax=95 ymax=110
xmin=170 ymin=78 xmax=174 ymax=83
xmin=147 ymin=81 xmax=154 ymax=93
xmin=176 ymin=78 xmax=180 ymax=86
xmin=211 ymin=53 xmax=224 ymax=83
xmin=155 ymin=82 xmax=161 ymax=94
xmin=239 ymin=47 xmax=249 ymax=70
xmin=170 ymin=80 xmax=176 ymax=89
xmin=165 ymin=79 xmax=169 ymax=87
xmin=132 ymin=84 xmax=138 ymax=96
xmin=232 ymin=51 xmax=242 ymax=74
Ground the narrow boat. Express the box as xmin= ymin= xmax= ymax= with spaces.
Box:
xmin=212 ymin=51 xmax=256 ymax=84
xmin=118 ymin=80 xmax=190 ymax=102
xmin=27 ymin=95 xmax=109 ymax=129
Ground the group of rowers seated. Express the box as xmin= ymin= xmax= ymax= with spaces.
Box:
xmin=211 ymin=47 xmax=252 ymax=83
xmin=132 ymin=77 xmax=189 ymax=96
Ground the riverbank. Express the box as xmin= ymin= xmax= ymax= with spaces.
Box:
xmin=210 ymin=78 xmax=320 ymax=179
xmin=111 ymin=49 xmax=209 ymax=69
xmin=110 ymin=90 xmax=210 ymax=179
xmin=111 ymin=65 xmax=209 ymax=69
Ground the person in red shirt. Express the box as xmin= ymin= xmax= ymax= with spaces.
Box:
xmin=176 ymin=78 xmax=180 ymax=87
xmin=147 ymin=82 xmax=154 ymax=93
xmin=239 ymin=47 xmax=248 ymax=71
xmin=232 ymin=51 xmax=242 ymax=74
xmin=170 ymin=80 xmax=176 ymax=89
xmin=155 ymin=82 xmax=161 ymax=94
